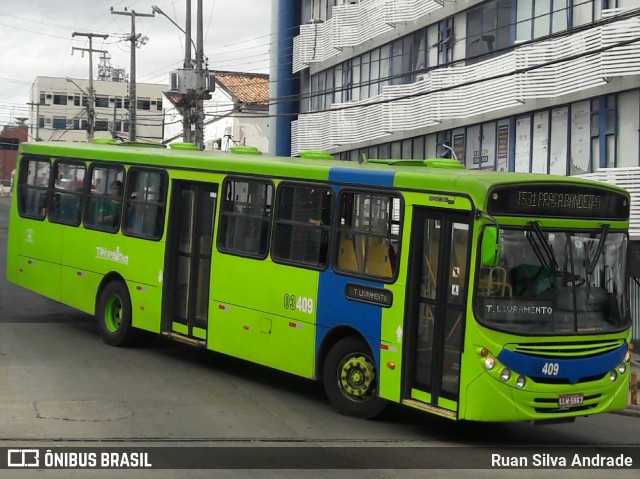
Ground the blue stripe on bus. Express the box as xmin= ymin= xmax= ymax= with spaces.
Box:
xmin=497 ymin=344 xmax=627 ymax=385
xmin=315 ymin=173 xmax=394 ymax=372
xmin=329 ymin=167 xmax=395 ymax=187
xmin=316 ymin=272 xmax=383 ymax=368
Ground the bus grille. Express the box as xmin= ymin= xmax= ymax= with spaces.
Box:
xmin=511 ymin=339 xmax=624 ymax=358
xmin=528 ymin=373 xmax=608 ymax=385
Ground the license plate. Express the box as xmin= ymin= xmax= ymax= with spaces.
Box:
xmin=558 ymin=393 xmax=584 ymax=409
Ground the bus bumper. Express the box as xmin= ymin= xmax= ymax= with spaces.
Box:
xmin=462 ymin=368 xmax=630 ymax=422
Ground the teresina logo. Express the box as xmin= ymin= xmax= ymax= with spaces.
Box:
xmin=96 ymin=246 xmax=129 ymax=265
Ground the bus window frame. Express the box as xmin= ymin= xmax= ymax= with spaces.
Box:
xmin=271 ymin=181 xmax=334 ymax=272
xmin=217 ymin=175 xmax=275 ymax=260
xmin=83 ymin=162 xmax=126 ymax=234
xmin=17 ymin=155 xmax=52 ymax=222
xmin=121 ymin=167 xmax=169 ymax=242
xmin=48 ymin=158 xmax=87 ymax=227
xmin=333 ymin=187 xmax=404 ymax=284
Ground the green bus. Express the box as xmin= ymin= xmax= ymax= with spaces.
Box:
xmin=7 ymin=141 xmax=633 ymax=422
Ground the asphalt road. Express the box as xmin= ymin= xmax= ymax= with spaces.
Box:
xmin=0 ymin=196 xmax=638 ymax=479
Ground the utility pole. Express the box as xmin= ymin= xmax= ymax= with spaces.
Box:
xmin=184 ymin=0 xmax=193 ymax=144
xmin=110 ymin=7 xmax=154 ymax=142
xmin=71 ymin=32 xmax=109 ymax=142
xmin=26 ymin=102 xmax=41 ymax=142
xmin=153 ymin=1 xmax=210 ymax=148
xmin=195 ymin=0 xmax=206 ymax=150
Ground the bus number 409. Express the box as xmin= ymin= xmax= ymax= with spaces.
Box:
xmin=283 ymin=294 xmax=314 ymax=314
xmin=541 ymin=362 xmax=560 ymax=376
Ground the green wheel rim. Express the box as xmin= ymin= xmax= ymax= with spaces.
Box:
xmin=104 ymin=295 xmax=123 ymax=333
xmin=337 ymin=353 xmax=376 ymax=402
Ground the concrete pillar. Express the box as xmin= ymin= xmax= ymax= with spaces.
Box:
xmin=269 ymin=0 xmax=301 ymax=156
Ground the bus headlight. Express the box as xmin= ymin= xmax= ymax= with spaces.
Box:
xmin=609 ymin=370 xmax=618 ymax=382
xmin=516 ymin=376 xmax=526 ymax=389
xmin=624 ymin=350 xmax=631 ymax=363
xmin=617 ymin=363 xmax=627 ymax=375
xmin=500 ymin=368 xmax=511 ymax=382
xmin=484 ymin=357 xmax=496 ymax=370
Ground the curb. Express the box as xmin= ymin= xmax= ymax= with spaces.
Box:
xmin=617 ymin=404 xmax=640 ymax=417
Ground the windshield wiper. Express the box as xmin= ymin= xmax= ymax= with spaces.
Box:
xmin=585 ymin=224 xmax=610 ymax=275
xmin=528 ymin=221 xmax=559 ymax=271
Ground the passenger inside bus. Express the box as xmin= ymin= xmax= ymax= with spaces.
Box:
xmin=97 ymin=180 xmax=123 ymax=227
xmin=305 ymin=189 xmax=331 ymax=265
xmin=126 ymin=191 xmax=143 ymax=233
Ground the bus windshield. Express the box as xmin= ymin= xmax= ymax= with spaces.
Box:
xmin=475 ymin=225 xmax=630 ymax=335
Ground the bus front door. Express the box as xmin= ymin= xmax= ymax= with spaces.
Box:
xmin=403 ymin=208 xmax=470 ymax=416
xmin=165 ymin=182 xmax=217 ymax=343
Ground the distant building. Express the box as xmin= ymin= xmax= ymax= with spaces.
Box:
xmin=0 ymin=123 xmax=27 ymax=183
xmin=163 ymin=71 xmax=270 ymax=153
xmin=29 ymin=76 xmax=167 ymax=143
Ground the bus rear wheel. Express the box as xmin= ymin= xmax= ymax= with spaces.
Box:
xmin=322 ymin=336 xmax=387 ymax=419
xmin=97 ymin=281 xmax=135 ymax=347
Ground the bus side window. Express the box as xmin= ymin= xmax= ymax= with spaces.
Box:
xmin=335 ymin=191 xmax=402 ymax=281
xmin=84 ymin=166 xmax=125 ymax=232
xmin=218 ymin=178 xmax=273 ymax=258
xmin=123 ymin=169 xmax=168 ymax=240
xmin=272 ymin=184 xmax=332 ymax=269
xmin=18 ymin=158 xmax=50 ymax=220
xmin=49 ymin=162 xmax=86 ymax=226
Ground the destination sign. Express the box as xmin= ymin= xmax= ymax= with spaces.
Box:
xmin=345 ymin=283 xmax=393 ymax=308
xmin=487 ymin=184 xmax=629 ymax=219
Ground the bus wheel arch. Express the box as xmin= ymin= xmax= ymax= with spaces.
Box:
xmin=319 ymin=329 xmax=387 ymax=419
xmin=95 ymin=275 xmax=136 ymax=347
xmin=316 ymin=326 xmax=362 ymax=378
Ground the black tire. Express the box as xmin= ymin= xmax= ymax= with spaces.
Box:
xmin=96 ymin=281 xmax=136 ymax=347
xmin=322 ymin=336 xmax=387 ymax=419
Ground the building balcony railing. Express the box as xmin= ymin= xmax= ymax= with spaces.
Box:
xmin=291 ymin=12 xmax=640 ymax=156
xmin=580 ymin=167 xmax=640 ymax=240
xmin=292 ymin=0 xmax=445 ymax=73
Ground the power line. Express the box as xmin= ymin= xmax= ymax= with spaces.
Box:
xmin=23 ymin=19 xmax=640 ymax=129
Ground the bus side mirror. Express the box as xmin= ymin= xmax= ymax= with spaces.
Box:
xmin=481 ymin=226 xmax=500 ymax=268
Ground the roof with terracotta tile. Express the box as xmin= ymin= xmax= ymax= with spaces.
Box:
xmin=214 ymin=71 xmax=269 ymax=107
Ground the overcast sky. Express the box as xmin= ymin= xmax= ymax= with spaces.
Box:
xmin=0 ymin=0 xmax=272 ymax=125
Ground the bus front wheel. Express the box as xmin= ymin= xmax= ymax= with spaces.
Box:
xmin=322 ymin=336 xmax=387 ymax=419
xmin=97 ymin=281 xmax=135 ymax=347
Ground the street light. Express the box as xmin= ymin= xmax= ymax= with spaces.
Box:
xmin=151 ymin=4 xmax=197 ymax=68
xmin=66 ymin=77 xmax=95 ymax=142
xmin=65 ymin=77 xmax=86 ymax=94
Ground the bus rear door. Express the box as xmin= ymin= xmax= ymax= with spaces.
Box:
xmin=164 ymin=181 xmax=218 ymax=343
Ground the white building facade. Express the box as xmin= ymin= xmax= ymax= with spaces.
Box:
xmin=277 ymin=0 xmax=640 ymax=176
xmin=29 ymin=76 xmax=167 ymax=143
